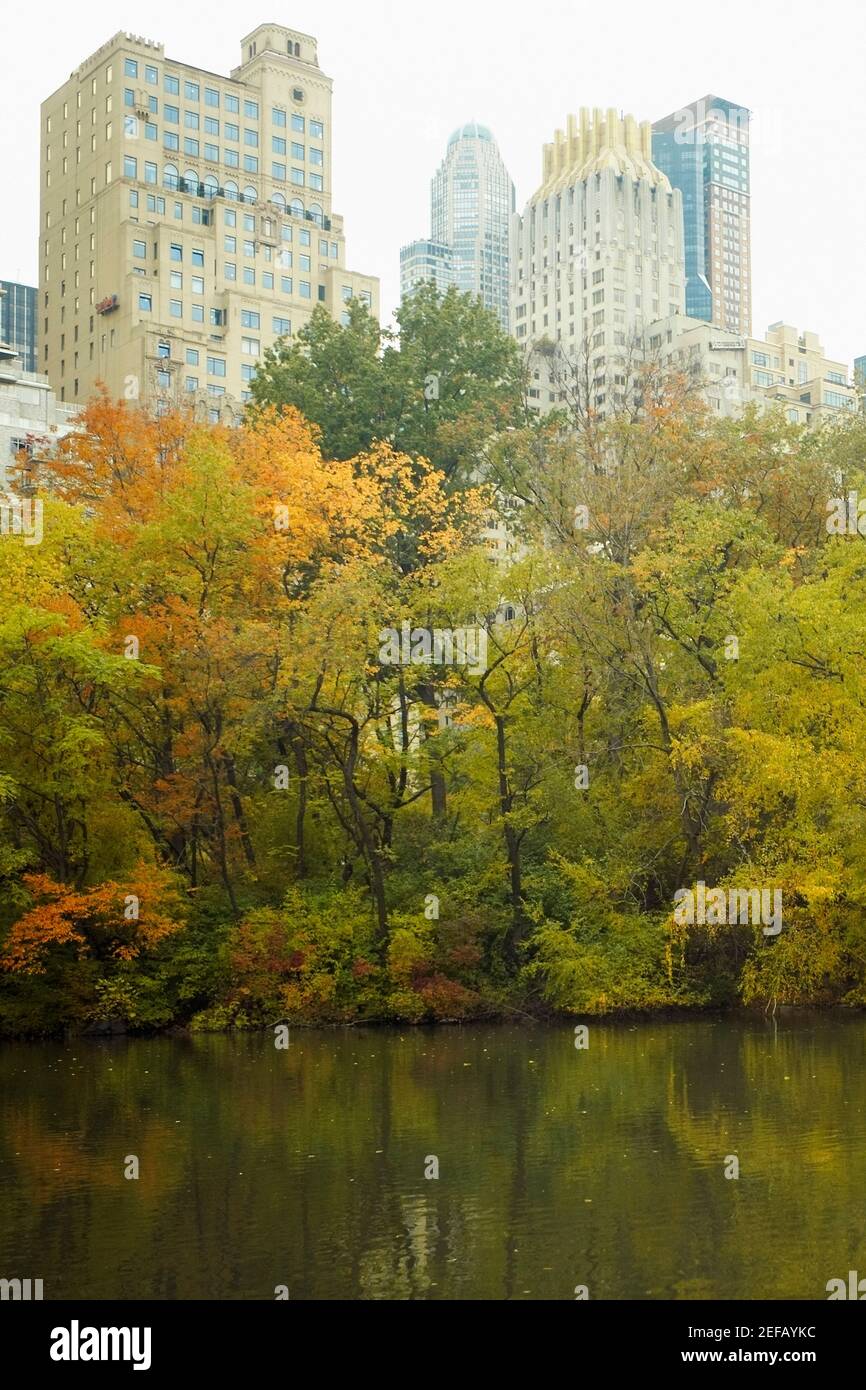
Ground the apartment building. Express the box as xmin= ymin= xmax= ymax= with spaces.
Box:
xmin=644 ymin=315 xmax=856 ymax=423
xmin=39 ymin=24 xmax=378 ymax=417
xmin=511 ymin=107 xmax=685 ymax=416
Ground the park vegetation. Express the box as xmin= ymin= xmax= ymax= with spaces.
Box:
xmin=2 ymin=285 xmax=866 ymax=1034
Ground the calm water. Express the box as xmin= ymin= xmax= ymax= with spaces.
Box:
xmin=1 ymin=1016 xmax=864 ymax=1300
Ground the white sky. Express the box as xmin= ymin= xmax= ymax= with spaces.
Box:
xmin=1 ymin=0 xmax=864 ymax=366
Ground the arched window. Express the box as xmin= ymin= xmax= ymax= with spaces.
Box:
xmin=309 ymin=202 xmax=323 ymax=227
xmin=290 ymin=198 xmax=304 ymax=218
xmin=163 ymin=162 xmax=179 ymax=190
xmin=294 ymin=42 xmax=300 ymax=56
xmin=204 ymin=174 xmax=218 ymax=198
xmin=224 ymin=180 xmax=239 ymax=201
xmin=183 ymin=168 xmax=199 ymax=194
xmin=271 ymin=190 xmax=286 ymax=210
xmin=243 ymin=184 xmax=257 ymax=205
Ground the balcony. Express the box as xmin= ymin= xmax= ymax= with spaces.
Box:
xmin=161 ymin=174 xmax=330 ymax=227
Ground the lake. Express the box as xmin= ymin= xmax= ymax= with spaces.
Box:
xmin=1 ymin=1015 xmax=863 ymax=1300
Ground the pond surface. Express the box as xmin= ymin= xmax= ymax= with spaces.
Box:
xmin=1 ymin=1016 xmax=864 ymax=1299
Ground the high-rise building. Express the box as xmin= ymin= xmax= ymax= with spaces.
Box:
xmin=511 ymin=107 xmax=685 ymax=415
xmin=39 ymin=25 xmax=378 ymax=416
xmin=0 ymin=282 xmax=37 ymax=373
xmin=430 ymin=123 xmax=514 ymax=330
xmin=653 ymin=95 xmax=751 ymax=335
xmin=399 ymin=239 xmax=453 ymax=301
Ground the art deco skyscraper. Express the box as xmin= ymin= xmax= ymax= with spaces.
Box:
xmin=510 ymin=108 xmax=685 ymax=413
xmin=430 ymin=122 xmax=515 ymax=331
xmin=652 ymin=95 xmax=751 ymax=335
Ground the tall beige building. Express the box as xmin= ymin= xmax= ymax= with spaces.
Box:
xmin=512 ymin=108 xmax=685 ymax=416
xmin=39 ymin=24 xmax=378 ymax=418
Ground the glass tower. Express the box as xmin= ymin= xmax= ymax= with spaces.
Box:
xmin=431 ymin=123 xmax=515 ymax=331
xmin=653 ymin=96 xmax=751 ymax=334
xmin=0 ymin=281 xmax=37 ymax=373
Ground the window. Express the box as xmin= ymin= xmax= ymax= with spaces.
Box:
xmin=124 ymin=58 xmax=138 ymax=77
xmin=138 ymin=292 xmax=152 ymax=311
xmin=273 ymin=136 xmax=286 ymax=155
xmin=310 ymin=147 xmax=323 ymax=166
xmin=124 ymin=155 xmax=137 ymax=178
xmin=165 ymin=132 xmax=180 ymax=151
xmin=281 ymin=275 xmax=292 ymax=293
xmin=191 ymin=275 xmax=204 ymax=294
xmin=340 ymin=284 xmax=352 ymax=301
xmin=243 ymin=155 xmax=259 ymax=173
xmin=225 ymin=122 xmax=239 ymax=142
xmin=205 ymin=87 xmax=219 ymax=107
xmin=241 ymin=309 xmax=260 ymax=328
xmin=225 ymin=93 xmax=239 ymax=113
xmin=244 ymin=128 xmax=258 ymax=146
xmin=207 ymin=356 xmax=226 ymax=376
xmin=165 ymin=104 xmax=179 ymax=125
xmin=144 ymin=162 xmax=157 ymax=184
xmin=186 ymin=348 xmax=199 ymax=365
xmin=291 ymin=114 xmax=305 ymax=132
xmin=225 ymin=149 xmax=239 ymax=168
xmin=124 ymin=88 xmax=135 ymax=107
xmin=191 ymin=304 xmax=204 ymax=322
xmin=184 ymin=138 xmax=200 ymax=157
xmin=299 ymin=229 xmax=310 ymax=246
xmin=224 ymin=208 xmax=237 ymax=225
xmin=208 ymin=384 xmax=225 ymax=397
xmin=299 ymin=254 xmax=311 ymax=272
xmin=243 ymin=267 xmax=255 ymax=285
xmin=157 ymin=340 xmax=170 ymax=359
xmin=170 ymin=243 xmax=183 ymax=261
xmin=751 ymin=351 xmax=769 ymax=367
xmin=309 ymin=120 xmax=323 ymax=139
xmin=185 ymin=376 xmax=198 ymax=391
xmin=224 ymin=235 xmax=237 ymax=252
xmin=291 ymin=142 xmax=304 ymax=159
xmin=309 ymin=174 xmax=323 ymax=191
xmin=318 ymin=285 xmax=326 ymax=301
xmin=243 ymin=240 xmax=255 ymax=258
xmin=273 ymin=316 xmax=290 ymax=335
xmin=170 ymin=299 xmax=182 ymax=317
xmin=132 ymin=239 xmax=146 ymax=258
xmin=145 ymin=122 xmax=157 ymax=141
xmin=272 ymin=162 xmax=286 ymax=181
xmin=241 ymin=363 xmax=256 ymax=381
xmin=156 ymin=368 xmax=170 ymax=388
xmin=242 ymin=337 xmax=260 ymax=356
xmin=185 ymin=111 xmax=200 ymax=130
xmin=191 ymin=248 xmax=204 ymax=266
xmin=300 ymin=281 xmax=311 ymax=299
xmin=825 ymin=390 xmax=851 ymax=409
xmin=243 ymin=213 xmax=255 ymax=231
xmin=244 ymin=100 xmax=259 ymax=119
xmin=145 ymin=64 xmax=158 ymax=85
xmin=164 ymin=74 xmax=180 ymax=95
xmin=224 ymin=263 xmax=237 ymax=280
xmin=184 ymin=81 xmax=200 ymax=101
xmin=291 ymin=168 xmax=304 ymax=186
xmin=273 ymin=108 xmax=287 ymax=127
xmin=204 ymin=143 xmax=218 ymax=161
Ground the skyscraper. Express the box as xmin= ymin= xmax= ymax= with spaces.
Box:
xmin=39 ymin=24 xmax=378 ymax=415
xmin=653 ymin=95 xmax=751 ymax=335
xmin=430 ymin=122 xmax=514 ymax=330
xmin=399 ymin=240 xmax=453 ymax=301
xmin=0 ymin=282 xmax=37 ymax=373
xmin=511 ymin=107 xmax=685 ymax=414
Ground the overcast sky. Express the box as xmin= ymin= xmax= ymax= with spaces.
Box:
xmin=2 ymin=0 xmax=864 ymax=366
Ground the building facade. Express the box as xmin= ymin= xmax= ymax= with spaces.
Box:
xmin=0 ymin=341 xmax=80 ymax=491
xmin=0 ymin=282 xmax=38 ymax=373
xmin=511 ymin=107 xmax=686 ymax=416
xmin=644 ymin=315 xmax=856 ymax=424
xmin=431 ymin=122 xmax=514 ymax=330
xmin=399 ymin=239 xmax=453 ymax=301
xmin=653 ymin=95 xmax=751 ymax=335
xmin=39 ymin=25 xmax=378 ymax=417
